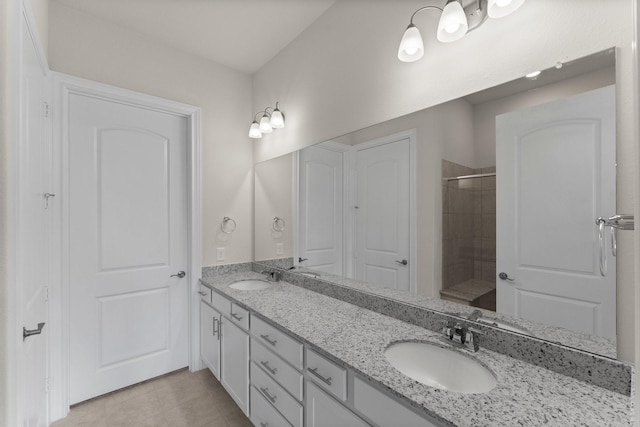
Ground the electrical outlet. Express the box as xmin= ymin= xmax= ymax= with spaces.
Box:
xmin=276 ymin=243 xmax=284 ymax=255
xmin=216 ymin=247 xmax=225 ymax=261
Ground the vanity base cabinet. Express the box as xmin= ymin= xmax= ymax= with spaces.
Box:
xmin=353 ymin=376 xmax=439 ymax=427
xmin=305 ymin=381 xmax=369 ymax=427
xmin=220 ymin=316 xmax=249 ymax=414
xmin=200 ymin=301 xmax=220 ymax=378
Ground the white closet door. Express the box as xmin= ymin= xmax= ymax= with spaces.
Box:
xmin=19 ymin=14 xmax=51 ymax=427
xmin=68 ymin=93 xmax=189 ymax=403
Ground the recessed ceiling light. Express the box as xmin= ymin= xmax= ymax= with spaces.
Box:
xmin=525 ymin=70 xmax=541 ymax=79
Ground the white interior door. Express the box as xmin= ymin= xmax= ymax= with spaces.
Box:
xmin=298 ymin=144 xmax=345 ymax=275
xmin=19 ymin=14 xmax=50 ymax=427
xmin=354 ymin=138 xmax=411 ymax=291
xmin=68 ymin=93 xmax=189 ymax=403
xmin=496 ymin=85 xmax=616 ymax=339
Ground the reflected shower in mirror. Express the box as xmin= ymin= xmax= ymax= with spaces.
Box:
xmin=254 ymin=49 xmax=625 ymax=359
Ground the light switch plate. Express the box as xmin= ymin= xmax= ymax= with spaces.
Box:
xmin=216 ymin=247 xmax=225 ymax=261
xmin=276 ymin=243 xmax=283 ymax=255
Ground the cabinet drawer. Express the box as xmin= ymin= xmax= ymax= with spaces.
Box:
xmin=251 ymin=338 xmax=303 ymax=400
xmin=198 ymin=284 xmax=212 ymax=304
xmin=305 ymin=348 xmax=347 ymax=401
xmin=251 ymin=316 xmax=303 ymax=370
xmin=250 ymin=385 xmax=293 ymax=427
xmin=230 ymin=302 xmax=249 ymax=330
xmin=211 ymin=291 xmax=230 ymax=316
xmin=354 ymin=376 xmax=437 ymax=427
xmin=251 ymin=362 xmax=303 ymax=427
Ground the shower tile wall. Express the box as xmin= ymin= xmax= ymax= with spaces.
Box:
xmin=442 ymin=160 xmax=496 ymax=306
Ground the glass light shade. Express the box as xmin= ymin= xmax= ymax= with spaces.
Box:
xmin=397 ymin=24 xmax=424 ymax=62
xmin=270 ymin=109 xmax=285 ymax=129
xmin=488 ymin=0 xmax=525 ymax=18
xmin=437 ymin=1 xmax=468 ymax=43
xmin=259 ymin=114 xmax=273 ymax=133
xmin=249 ymin=121 xmax=262 ymax=138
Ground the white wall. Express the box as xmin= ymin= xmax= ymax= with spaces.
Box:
xmin=254 ymin=154 xmax=294 ymax=261
xmin=252 ymin=0 xmax=636 ymax=362
xmin=48 ymin=2 xmax=254 ymax=267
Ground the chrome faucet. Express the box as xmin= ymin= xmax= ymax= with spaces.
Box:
xmin=467 ymin=309 xmax=483 ymax=321
xmin=261 ymin=270 xmax=282 ymax=282
xmin=442 ymin=320 xmax=480 ymax=352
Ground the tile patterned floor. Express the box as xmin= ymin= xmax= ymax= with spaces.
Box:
xmin=51 ymin=368 xmax=253 ymax=427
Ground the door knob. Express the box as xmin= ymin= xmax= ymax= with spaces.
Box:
xmin=395 ymin=259 xmax=408 ymax=266
xmin=170 ymin=271 xmax=186 ymax=278
xmin=498 ymin=272 xmax=514 ymax=281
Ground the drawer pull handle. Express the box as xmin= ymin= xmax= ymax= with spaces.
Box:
xmin=198 ymin=291 xmax=207 ymax=297
xmin=231 ymin=312 xmax=243 ymax=321
xmin=260 ymin=387 xmax=277 ymax=404
xmin=260 ymin=334 xmax=277 ymax=346
xmin=260 ymin=360 xmax=278 ymax=375
xmin=260 ymin=422 xmax=269 ymax=427
xmin=308 ymin=367 xmax=333 ymax=386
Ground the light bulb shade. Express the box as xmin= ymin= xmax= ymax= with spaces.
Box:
xmin=270 ymin=109 xmax=285 ymax=129
xmin=437 ymin=1 xmax=468 ymax=43
xmin=487 ymin=0 xmax=525 ymax=18
xmin=397 ymin=24 xmax=424 ymax=62
xmin=249 ymin=121 xmax=262 ymax=138
xmin=259 ymin=114 xmax=273 ymax=133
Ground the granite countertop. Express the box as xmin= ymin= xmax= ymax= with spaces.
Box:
xmin=201 ymin=272 xmax=634 ymax=427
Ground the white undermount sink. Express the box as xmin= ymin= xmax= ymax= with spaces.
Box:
xmin=384 ymin=342 xmax=497 ymax=394
xmin=229 ymin=280 xmax=272 ymax=291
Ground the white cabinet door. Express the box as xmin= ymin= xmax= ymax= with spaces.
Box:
xmin=200 ymin=302 xmax=220 ymax=378
xmin=220 ymin=318 xmax=249 ymax=414
xmin=306 ymin=381 xmax=369 ymax=427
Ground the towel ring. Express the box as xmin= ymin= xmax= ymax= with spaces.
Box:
xmin=221 ymin=216 xmax=237 ymax=234
xmin=272 ymin=216 xmax=286 ymax=232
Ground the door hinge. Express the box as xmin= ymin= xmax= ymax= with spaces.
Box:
xmin=44 ymin=287 xmax=49 ymax=302
xmin=42 ymin=101 xmax=49 ymax=118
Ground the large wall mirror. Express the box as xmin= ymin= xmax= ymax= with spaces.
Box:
xmin=254 ymin=48 xmax=629 ymax=360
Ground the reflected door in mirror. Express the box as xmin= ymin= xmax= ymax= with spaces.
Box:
xmin=496 ymin=85 xmax=616 ymax=339
xmin=355 ymin=138 xmax=411 ymax=292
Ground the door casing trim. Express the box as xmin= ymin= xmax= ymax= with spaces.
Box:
xmin=50 ymin=72 xmax=202 ymax=421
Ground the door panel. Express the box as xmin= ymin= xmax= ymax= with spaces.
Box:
xmin=19 ymin=16 xmax=50 ymax=427
xmin=69 ymin=94 xmax=189 ymax=403
xmin=355 ymin=138 xmax=410 ymax=291
xmin=496 ymin=85 xmax=616 ymax=339
xmin=298 ymin=145 xmax=345 ymax=274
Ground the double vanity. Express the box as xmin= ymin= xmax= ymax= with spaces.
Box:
xmin=199 ymin=264 xmax=634 ymax=427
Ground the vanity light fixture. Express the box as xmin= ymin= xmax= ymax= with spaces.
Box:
xmin=398 ymin=0 xmax=526 ymax=62
xmin=249 ymin=102 xmax=286 ymax=139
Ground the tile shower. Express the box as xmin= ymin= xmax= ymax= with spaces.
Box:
xmin=441 ymin=159 xmax=496 ymax=311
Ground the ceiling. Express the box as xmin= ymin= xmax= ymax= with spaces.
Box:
xmin=52 ymin=0 xmax=337 ymax=74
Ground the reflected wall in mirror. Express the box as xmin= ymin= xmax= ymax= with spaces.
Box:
xmin=254 ymin=153 xmax=294 ymax=262
xmin=253 ymin=49 xmax=627 ymax=359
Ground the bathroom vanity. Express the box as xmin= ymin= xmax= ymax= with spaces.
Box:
xmin=199 ymin=266 xmax=633 ymax=427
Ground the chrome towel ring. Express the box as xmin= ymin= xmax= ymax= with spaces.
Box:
xmin=272 ymin=216 xmax=286 ymax=232
xmin=221 ymin=216 xmax=237 ymax=234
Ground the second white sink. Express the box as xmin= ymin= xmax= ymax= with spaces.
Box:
xmin=384 ymin=342 xmax=496 ymax=394
xmin=229 ymin=280 xmax=272 ymax=291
